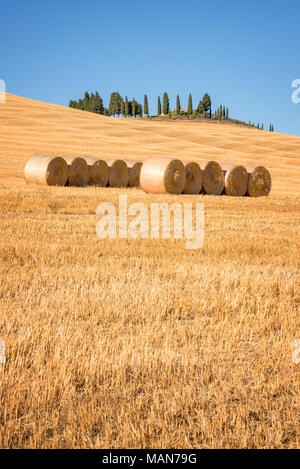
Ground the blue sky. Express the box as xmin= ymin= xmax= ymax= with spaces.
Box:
xmin=1 ymin=0 xmax=299 ymax=135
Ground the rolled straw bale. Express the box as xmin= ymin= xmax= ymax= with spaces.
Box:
xmin=82 ymin=156 xmax=109 ymax=187
xmin=140 ymin=156 xmax=187 ymax=194
xmin=201 ymin=161 xmax=225 ymax=195
xmin=104 ymin=159 xmax=129 ymax=187
xmin=24 ymin=154 xmax=68 ymax=186
xmin=246 ymin=166 xmax=272 ymax=197
xmin=183 ymin=161 xmax=203 ymax=194
xmin=222 ymin=163 xmax=248 ymax=197
xmin=63 ymin=156 xmax=89 ymax=187
xmin=124 ymin=159 xmax=143 ymax=187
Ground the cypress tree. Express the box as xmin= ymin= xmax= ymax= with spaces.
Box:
xmin=163 ymin=92 xmax=169 ymax=115
xmin=187 ymin=93 xmax=193 ymax=116
xmin=124 ymin=96 xmax=129 ymax=117
xmin=109 ymin=92 xmax=122 ymax=116
xmin=202 ymin=93 xmax=212 ymax=118
xmin=84 ymin=91 xmax=90 ymax=111
xmin=226 ymin=107 xmax=229 ymax=120
xmin=144 ymin=94 xmax=149 ymax=117
xmin=157 ymin=96 xmax=161 ymax=115
xmin=219 ymin=105 xmax=222 ymax=121
xmin=262 ymin=123 xmax=264 ymax=130
xmin=121 ymin=99 xmax=125 ymax=116
xmin=132 ymin=98 xmax=136 ymax=117
xmin=176 ymin=95 xmax=181 ymax=115
xmin=222 ymin=106 xmax=225 ymax=119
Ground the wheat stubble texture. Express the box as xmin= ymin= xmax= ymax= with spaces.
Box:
xmin=0 ymin=94 xmax=299 ymax=448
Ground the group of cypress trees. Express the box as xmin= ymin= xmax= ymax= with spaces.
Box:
xmin=69 ymin=90 xmax=274 ymax=131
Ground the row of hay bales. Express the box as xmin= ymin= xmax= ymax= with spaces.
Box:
xmin=24 ymin=154 xmax=142 ymax=188
xmin=24 ymin=154 xmax=271 ymax=196
xmin=140 ymin=158 xmax=271 ymax=197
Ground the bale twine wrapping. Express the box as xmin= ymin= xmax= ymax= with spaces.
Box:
xmin=24 ymin=154 xmax=68 ymax=186
xmin=104 ymin=159 xmax=129 ymax=187
xmin=124 ymin=160 xmax=143 ymax=187
xmin=222 ymin=163 xmax=248 ymax=197
xmin=246 ymin=166 xmax=272 ymax=197
xmin=82 ymin=156 xmax=109 ymax=187
xmin=140 ymin=157 xmax=187 ymax=194
xmin=183 ymin=161 xmax=203 ymax=194
xmin=201 ymin=161 xmax=225 ymax=195
xmin=63 ymin=156 xmax=89 ymax=187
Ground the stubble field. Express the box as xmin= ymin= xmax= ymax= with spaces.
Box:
xmin=0 ymin=94 xmax=299 ymax=448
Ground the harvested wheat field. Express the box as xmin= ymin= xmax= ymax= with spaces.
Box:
xmin=0 ymin=93 xmax=299 ymax=449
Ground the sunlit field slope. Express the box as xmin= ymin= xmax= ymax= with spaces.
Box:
xmin=0 ymin=94 xmax=299 ymax=448
xmin=1 ymin=93 xmax=300 ymax=194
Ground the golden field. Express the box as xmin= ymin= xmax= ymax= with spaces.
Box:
xmin=0 ymin=94 xmax=299 ymax=448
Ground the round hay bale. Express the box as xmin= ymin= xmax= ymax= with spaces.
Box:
xmin=222 ymin=163 xmax=248 ymax=197
xmin=124 ymin=160 xmax=143 ymax=187
xmin=246 ymin=166 xmax=272 ymax=197
xmin=104 ymin=159 xmax=129 ymax=187
xmin=24 ymin=154 xmax=68 ymax=186
xmin=82 ymin=156 xmax=109 ymax=187
xmin=201 ymin=161 xmax=225 ymax=195
xmin=140 ymin=156 xmax=187 ymax=194
xmin=183 ymin=161 xmax=203 ymax=194
xmin=63 ymin=156 xmax=89 ymax=187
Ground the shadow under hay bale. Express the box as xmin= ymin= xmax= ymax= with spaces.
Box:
xmin=183 ymin=161 xmax=203 ymax=194
xmin=140 ymin=156 xmax=187 ymax=195
xmin=201 ymin=161 xmax=225 ymax=195
xmin=222 ymin=163 xmax=248 ymax=197
xmin=63 ymin=156 xmax=89 ymax=187
xmin=246 ymin=166 xmax=272 ymax=197
xmin=104 ymin=159 xmax=129 ymax=187
xmin=24 ymin=154 xmax=68 ymax=186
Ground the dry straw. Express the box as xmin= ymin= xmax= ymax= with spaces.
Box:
xmin=246 ymin=166 xmax=272 ymax=197
xmin=82 ymin=156 xmax=109 ymax=187
xmin=104 ymin=159 xmax=129 ymax=187
xmin=183 ymin=161 xmax=203 ymax=194
xmin=140 ymin=156 xmax=187 ymax=194
xmin=24 ymin=154 xmax=68 ymax=186
xmin=222 ymin=163 xmax=248 ymax=197
xmin=201 ymin=161 xmax=225 ymax=195
xmin=63 ymin=156 xmax=89 ymax=187
xmin=124 ymin=160 xmax=143 ymax=188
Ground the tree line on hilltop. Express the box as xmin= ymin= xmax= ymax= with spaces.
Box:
xmin=69 ymin=91 xmax=274 ymax=131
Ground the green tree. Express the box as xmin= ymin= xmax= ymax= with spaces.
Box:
xmin=203 ymin=93 xmax=212 ymax=118
xmin=132 ymin=98 xmax=136 ymax=117
xmin=94 ymin=92 xmax=104 ymax=114
xmin=83 ymin=91 xmax=90 ymax=111
xmin=226 ymin=107 xmax=229 ymax=120
xmin=124 ymin=96 xmax=129 ymax=117
xmin=163 ymin=92 xmax=169 ymax=114
xmin=157 ymin=96 xmax=161 ymax=115
xmin=219 ymin=105 xmax=222 ymax=121
xmin=176 ymin=95 xmax=181 ymax=115
xmin=121 ymin=99 xmax=125 ymax=116
xmin=197 ymin=100 xmax=205 ymax=116
xmin=187 ymin=93 xmax=193 ymax=116
xmin=109 ymin=92 xmax=122 ymax=116
xmin=144 ymin=94 xmax=149 ymax=117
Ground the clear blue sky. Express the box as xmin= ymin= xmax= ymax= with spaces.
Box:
xmin=1 ymin=0 xmax=299 ymax=135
